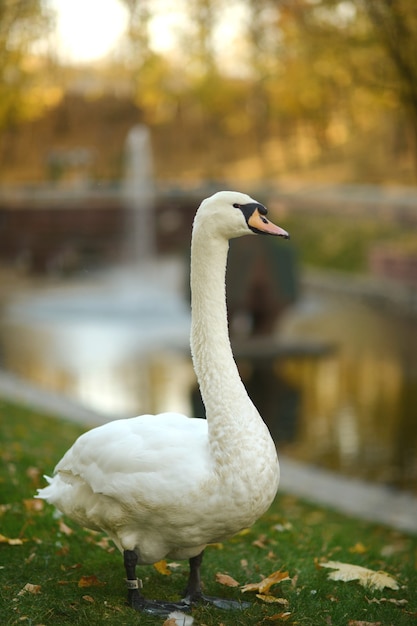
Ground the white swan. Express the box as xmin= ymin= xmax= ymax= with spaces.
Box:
xmin=36 ymin=191 xmax=289 ymax=615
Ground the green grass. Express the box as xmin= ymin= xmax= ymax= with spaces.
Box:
xmin=1 ymin=399 xmax=416 ymax=625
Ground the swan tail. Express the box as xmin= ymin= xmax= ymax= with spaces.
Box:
xmin=34 ymin=475 xmax=53 ymax=498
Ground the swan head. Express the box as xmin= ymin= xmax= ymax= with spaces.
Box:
xmin=194 ymin=191 xmax=290 ymax=241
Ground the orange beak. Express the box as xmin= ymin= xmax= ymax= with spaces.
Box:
xmin=248 ymin=208 xmax=290 ymax=238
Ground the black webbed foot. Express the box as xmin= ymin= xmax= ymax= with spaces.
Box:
xmin=124 ymin=548 xmax=251 ymax=615
xmin=128 ymin=588 xmax=192 ymax=616
xmin=124 ymin=549 xmax=191 ymax=616
xmin=182 ymin=591 xmax=251 ymax=611
xmin=181 ymin=550 xmax=251 ymax=611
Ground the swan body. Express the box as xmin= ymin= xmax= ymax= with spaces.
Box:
xmin=37 ymin=190 xmax=289 ymax=613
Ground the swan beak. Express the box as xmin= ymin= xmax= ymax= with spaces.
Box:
xmin=248 ymin=208 xmax=290 ymax=239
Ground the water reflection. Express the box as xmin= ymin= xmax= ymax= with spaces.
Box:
xmin=1 ymin=272 xmax=416 ymax=495
xmin=0 ymin=263 xmax=192 ymax=418
xmin=277 ymin=289 xmax=417 ymax=493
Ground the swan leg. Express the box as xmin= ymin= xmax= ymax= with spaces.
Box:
xmin=123 ymin=549 xmax=191 ymax=616
xmin=182 ymin=551 xmax=251 ymax=611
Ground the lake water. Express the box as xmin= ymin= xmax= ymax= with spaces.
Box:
xmin=1 ymin=267 xmax=416 ymax=495
xmin=276 ymin=284 xmax=417 ymax=495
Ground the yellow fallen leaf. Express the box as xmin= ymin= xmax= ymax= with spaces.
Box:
xmin=82 ymin=595 xmax=95 ymax=603
xmin=0 ymin=533 xmax=25 ymax=545
xmin=349 ymin=542 xmax=367 ymax=554
xmin=154 ymin=560 xmax=171 ymax=576
xmin=319 ymin=561 xmax=399 ymax=591
xmin=216 ymin=573 xmax=240 ymax=587
xmin=256 ymin=594 xmax=289 ymax=605
xmin=78 ymin=575 xmax=105 ymax=588
xmin=17 ymin=583 xmax=41 ymax=596
xmin=241 ymin=570 xmax=290 ymax=594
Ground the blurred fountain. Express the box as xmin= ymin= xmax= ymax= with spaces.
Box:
xmin=0 ymin=124 xmax=191 ymax=419
xmin=123 ymin=124 xmax=156 ymax=262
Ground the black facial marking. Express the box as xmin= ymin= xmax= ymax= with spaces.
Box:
xmin=237 ymin=202 xmax=268 ymax=226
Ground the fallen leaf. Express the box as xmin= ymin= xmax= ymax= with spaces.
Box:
xmin=0 ymin=533 xmax=25 ymax=545
xmin=348 ymin=621 xmax=381 ymax=626
xmin=78 ymin=575 xmax=105 ymax=588
xmin=252 ymin=534 xmax=268 ymax=549
xmin=25 ymin=552 xmax=36 ymax=565
xmin=23 ymin=498 xmax=44 ymax=513
xmin=319 ymin=561 xmax=399 ymax=591
xmin=0 ymin=504 xmax=11 ymax=515
xmin=26 ymin=466 xmax=41 ymax=481
xmin=154 ymin=560 xmax=171 ymax=576
xmin=241 ymin=570 xmax=290 ymax=594
xmin=380 ymin=542 xmax=407 ymax=557
xmin=256 ymin=594 xmax=289 ymax=605
xmin=94 ymin=536 xmax=113 ymax=551
xmin=82 ymin=595 xmax=95 ymax=603
xmin=216 ymin=573 xmax=240 ymax=587
xmin=17 ymin=583 xmax=41 ymax=596
xmin=264 ymin=612 xmax=292 ymax=621
xmin=349 ymin=542 xmax=367 ymax=554
xmin=58 ymin=520 xmax=73 ymax=536
xmin=367 ymin=597 xmax=408 ymax=606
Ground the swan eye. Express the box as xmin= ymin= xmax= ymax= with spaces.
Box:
xmin=233 ymin=203 xmax=241 ymax=209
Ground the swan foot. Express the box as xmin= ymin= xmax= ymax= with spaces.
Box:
xmin=181 ymin=550 xmax=251 ymax=611
xmin=128 ymin=589 xmax=192 ymax=616
xmin=124 ymin=549 xmax=192 ymax=616
xmin=183 ymin=592 xmax=251 ymax=611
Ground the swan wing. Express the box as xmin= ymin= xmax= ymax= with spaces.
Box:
xmin=54 ymin=413 xmax=210 ymax=505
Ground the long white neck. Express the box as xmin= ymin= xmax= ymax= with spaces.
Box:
xmin=190 ymin=224 xmax=261 ymax=452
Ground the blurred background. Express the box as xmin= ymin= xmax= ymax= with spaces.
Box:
xmin=0 ymin=0 xmax=416 ymax=495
